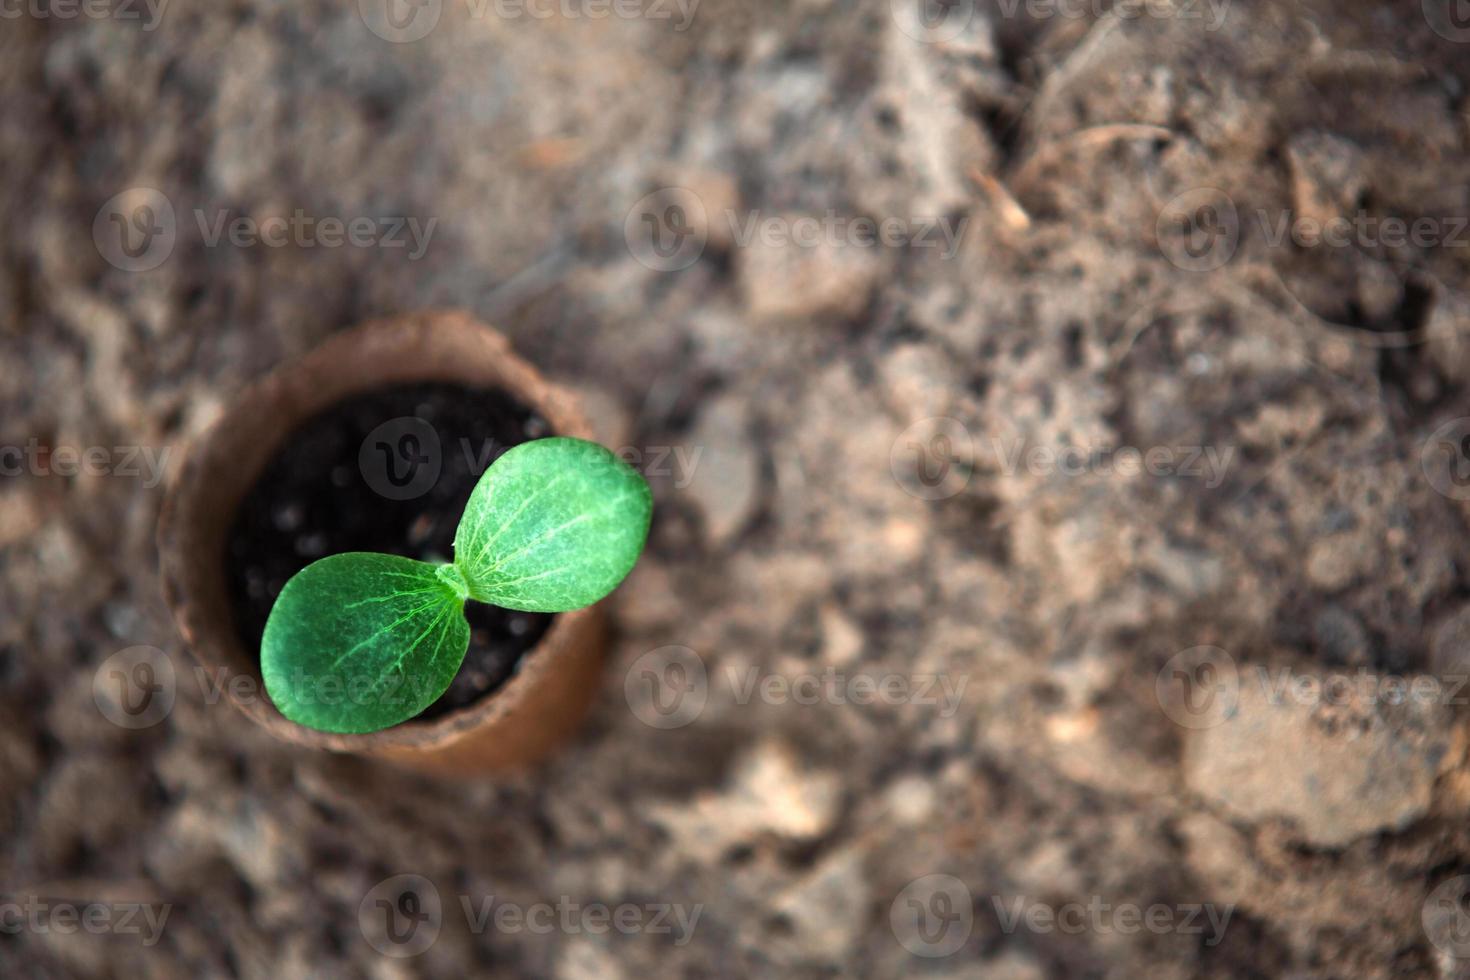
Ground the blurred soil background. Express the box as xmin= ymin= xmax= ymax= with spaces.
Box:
xmin=3 ymin=0 xmax=1470 ymax=976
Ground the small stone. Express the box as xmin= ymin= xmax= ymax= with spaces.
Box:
xmin=882 ymin=774 xmax=936 ymax=825
xmin=1183 ymin=676 xmax=1453 ymax=847
xmin=680 ymin=168 xmax=741 ymax=253
xmin=738 ymin=218 xmax=881 ymax=321
xmin=882 ymin=516 xmax=926 ymax=563
xmin=1354 ymin=257 xmax=1404 ymax=325
xmin=648 ymin=740 xmax=841 ymax=863
xmin=1304 ymin=534 xmax=1368 ymax=593
xmin=879 ymin=343 xmax=959 ymax=420
xmin=294 ymin=532 xmax=328 ymax=558
xmin=218 ymin=799 xmax=300 ymax=890
xmin=1312 ymin=605 xmax=1369 ymax=666
xmin=0 ymin=485 xmax=43 ymax=548
xmin=557 ymin=938 xmax=625 ymax=980
xmin=407 ymin=512 xmax=435 ymax=545
xmin=575 ymin=385 xmax=634 ymax=454
xmin=762 ymin=847 xmax=868 ymax=964
xmin=0 ymin=707 xmax=40 ymax=835
xmin=1286 ymin=131 xmax=1367 ymax=228
xmin=36 ymin=523 xmax=83 ymax=587
xmin=1433 ymin=605 xmax=1470 ymax=679
xmin=1043 ymin=704 xmax=1175 ymax=798
xmin=103 ymin=601 xmax=141 ymax=640
xmin=1142 ymin=540 xmax=1225 ymax=600
xmin=271 ymin=501 xmax=305 ymax=533
xmin=36 ymin=754 xmax=149 ymax=866
xmin=818 ymin=604 xmax=863 ymax=666
xmin=684 ymin=394 xmax=758 ymax=547
xmin=1177 ymin=810 xmax=1259 ymax=911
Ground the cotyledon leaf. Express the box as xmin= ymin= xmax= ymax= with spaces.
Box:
xmin=261 ymin=552 xmax=471 ymax=734
xmin=453 ymin=437 xmax=652 ymax=612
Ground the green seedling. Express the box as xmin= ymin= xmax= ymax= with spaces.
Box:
xmin=261 ymin=437 xmax=652 ymax=734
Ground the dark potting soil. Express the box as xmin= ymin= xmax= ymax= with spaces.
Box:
xmin=225 ymin=381 xmax=556 ymax=721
